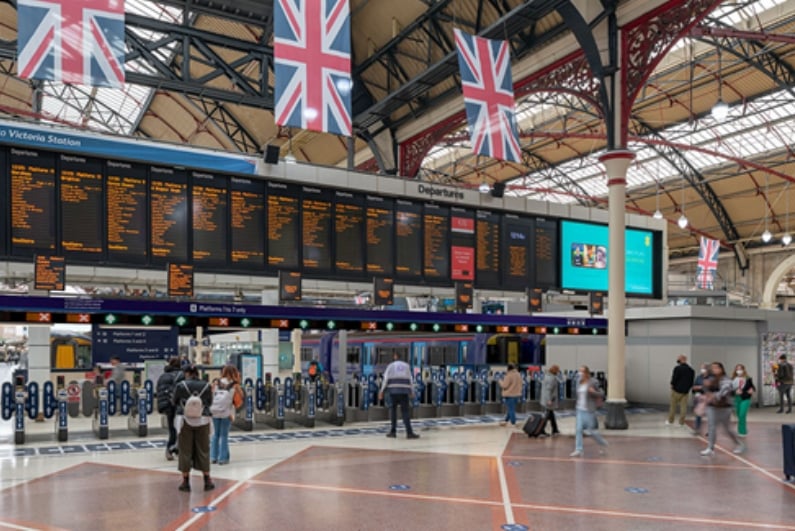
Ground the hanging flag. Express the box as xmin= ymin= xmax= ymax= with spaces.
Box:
xmin=454 ymin=29 xmax=521 ymax=163
xmin=695 ymin=237 xmax=720 ymax=289
xmin=274 ymin=0 xmax=352 ymax=136
xmin=17 ymin=0 xmax=126 ymax=88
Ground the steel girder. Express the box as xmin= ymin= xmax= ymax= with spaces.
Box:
xmin=184 ymin=95 xmax=261 ymax=153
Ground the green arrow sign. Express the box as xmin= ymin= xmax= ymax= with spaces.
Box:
xmin=240 ymin=318 xmax=251 ymax=328
xmin=175 ymin=316 xmax=188 ymax=327
xmin=104 ymin=314 xmax=117 ymax=325
xmin=141 ymin=315 xmax=153 ymax=326
xmin=409 ymin=323 xmax=418 ymax=332
xmin=327 ymin=320 xmax=336 ymax=330
xmin=386 ymin=322 xmax=395 ymax=331
xmin=432 ymin=323 xmax=441 ymax=332
xmin=300 ymin=319 xmax=309 ymax=329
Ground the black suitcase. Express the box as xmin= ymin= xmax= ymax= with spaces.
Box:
xmin=783 ymin=424 xmax=795 ymax=481
xmin=522 ymin=413 xmax=547 ymax=438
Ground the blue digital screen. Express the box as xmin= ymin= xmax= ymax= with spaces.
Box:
xmin=560 ymin=220 xmax=659 ymax=296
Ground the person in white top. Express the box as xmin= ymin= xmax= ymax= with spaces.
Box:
xmin=570 ymin=365 xmax=608 ymax=458
xmin=378 ymin=353 xmax=419 ymax=439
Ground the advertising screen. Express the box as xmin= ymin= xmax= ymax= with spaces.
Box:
xmin=560 ymin=220 xmax=659 ymax=296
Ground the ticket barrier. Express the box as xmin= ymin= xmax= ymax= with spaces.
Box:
xmin=232 ymin=380 xmax=255 ymax=431
xmin=281 ymin=376 xmax=316 ymax=428
xmin=476 ymin=370 xmax=503 ymax=415
xmin=344 ymin=375 xmax=368 ymax=423
xmin=127 ymin=383 xmax=152 ymax=437
xmin=92 ymin=388 xmax=110 ymax=439
xmin=314 ymin=379 xmax=345 ymax=426
xmin=255 ymin=376 xmax=285 ymax=430
xmin=431 ymin=371 xmax=459 ymax=418
xmin=414 ymin=371 xmax=437 ymax=419
xmin=455 ymin=371 xmax=481 ymax=416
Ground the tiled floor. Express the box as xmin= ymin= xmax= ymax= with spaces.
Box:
xmin=2 ymin=368 xmax=795 ymax=530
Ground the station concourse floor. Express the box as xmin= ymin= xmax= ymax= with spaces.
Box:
xmin=0 ymin=386 xmax=794 ymax=529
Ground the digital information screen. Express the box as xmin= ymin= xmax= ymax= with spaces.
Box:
xmin=34 ymin=254 xmax=65 ymax=291
xmin=450 ymin=207 xmax=474 ymax=281
xmin=10 ymin=148 xmax=56 ymax=256
xmin=534 ymin=218 xmax=558 ymax=289
xmin=455 ymin=281 xmax=474 ymax=311
xmin=423 ymin=204 xmax=450 ymax=281
xmin=373 ymin=277 xmax=394 ymax=306
xmin=501 ymin=214 xmax=533 ymax=290
xmin=395 ymin=199 xmax=422 ymax=279
xmin=167 ymin=263 xmax=194 ymax=297
xmin=334 ymin=191 xmax=365 ymax=274
xmin=92 ymin=325 xmax=179 ymax=363
xmin=230 ymin=177 xmax=265 ymax=267
xmin=267 ymin=181 xmax=300 ymax=269
xmin=106 ymin=160 xmax=148 ymax=265
xmin=475 ymin=209 xmax=501 ymax=288
xmin=192 ymin=172 xmax=228 ymax=267
xmin=560 ymin=220 xmax=658 ymax=296
xmin=0 ymin=149 xmax=6 ymax=256
xmin=60 ymin=154 xmax=104 ymax=258
xmin=366 ymin=195 xmax=394 ymax=276
xmin=301 ymin=186 xmax=332 ymax=271
xmin=279 ymin=270 xmax=302 ymax=302
xmin=150 ymin=167 xmax=188 ymax=264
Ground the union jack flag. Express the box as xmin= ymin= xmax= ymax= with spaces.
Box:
xmin=16 ymin=0 xmax=126 ymax=88
xmin=695 ymin=237 xmax=720 ymax=289
xmin=274 ymin=0 xmax=352 ymax=137
xmin=454 ymin=29 xmax=521 ymax=163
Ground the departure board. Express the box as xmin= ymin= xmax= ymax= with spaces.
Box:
xmin=34 ymin=254 xmax=65 ymax=291
xmin=167 ymin=263 xmax=194 ymax=297
xmin=395 ymin=199 xmax=422 ymax=279
xmin=450 ymin=207 xmax=474 ymax=281
xmin=60 ymin=154 xmax=104 ymax=258
xmin=0 ymin=149 xmax=6 ymax=256
xmin=366 ymin=195 xmax=394 ymax=276
xmin=534 ymin=218 xmax=558 ymax=289
xmin=150 ymin=167 xmax=188 ymax=264
xmin=10 ymin=148 xmax=56 ymax=256
xmin=106 ymin=160 xmax=148 ymax=264
xmin=501 ymin=214 xmax=533 ymax=290
xmin=475 ymin=210 xmax=501 ymax=288
xmin=334 ymin=191 xmax=365 ymax=274
xmin=230 ymin=177 xmax=265 ymax=267
xmin=301 ymin=186 xmax=332 ymax=271
xmin=423 ymin=203 xmax=450 ymax=281
xmin=279 ymin=270 xmax=302 ymax=302
xmin=267 ymin=181 xmax=300 ymax=269
xmin=192 ymin=172 xmax=228 ymax=267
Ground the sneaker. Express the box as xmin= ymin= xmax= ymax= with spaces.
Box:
xmin=386 ymin=432 xmax=396 ymax=438
xmin=664 ymin=420 xmax=673 ymax=425
xmin=407 ymin=433 xmax=420 ymax=439
xmin=165 ymin=449 xmax=174 ymax=461
xmin=569 ymin=450 xmax=583 ymax=457
xmin=178 ymin=482 xmax=191 ymax=492
xmin=732 ymin=444 xmax=746 ymax=454
xmin=499 ymin=421 xmax=507 ymax=426
xmin=699 ymin=448 xmax=714 ymax=456
xmin=211 ymin=459 xmax=218 ymax=464
xmin=551 ymin=432 xmax=561 ymax=437
xmin=776 ymin=410 xmax=784 ymax=414
xmin=204 ymin=480 xmax=215 ymax=491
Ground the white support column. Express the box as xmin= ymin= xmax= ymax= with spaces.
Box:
xmin=599 ymin=150 xmax=634 ymax=430
xmin=27 ymin=325 xmax=50 ymax=387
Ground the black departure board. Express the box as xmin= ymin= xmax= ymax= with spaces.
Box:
xmin=106 ymin=160 xmax=148 ymax=265
xmin=475 ymin=209 xmax=501 ymax=288
xmin=192 ymin=172 xmax=228 ymax=267
xmin=534 ymin=218 xmax=558 ymax=289
xmin=10 ymin=148 xmax=56 ymax=256
xmin=60 ymin=154 xmax=104 ymax=258
xmin=267 ymin=181 xmax=300 ymax=269
xmin=301 ymin=186 xmax=332 ymax=271
xmin=334 ymin=191 xmax=365 ymax=274
xmin=450 ymin=207 xmax=475 ymax=281
xmin=423 ymin=203 xmax=450 ymax=281
xmin=34 ymin=254 xmax=65 ymax=291
xmin=150 ymin=167 xmax=188 ymax=264
xmin=373 ymin=277 xmax=394 ymax=306
xmin=279 ymin=270 xmax=302 ymax=302
xmin=0 ymin=149 xmax=6 ymax=256
xmin=502 ymin=214 xmax=533 ymax=290
xmin=167 ymin=263 xmax=194 ymax=297
xmin=230 ymin=177 xmax=265 ymax=267
xmin=366 ymin=195 xmax=394 ymax=276
xmin=395 ymin=199 xmax=422 ymax=279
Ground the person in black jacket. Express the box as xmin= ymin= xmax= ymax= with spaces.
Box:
xmin=171 ymin=365 xmax=214 ymax=492
xmin=666 ymin=354 xmax=695 ymax=426
xmin=156 ymin=357 xmax=183 ymax=461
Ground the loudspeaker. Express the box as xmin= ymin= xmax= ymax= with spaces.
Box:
xmin=490 ymin=181 xmax=505 ymax=198
xmin=264 ymin=144 xmax=280 ymax=164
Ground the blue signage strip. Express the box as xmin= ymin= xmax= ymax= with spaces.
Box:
xmin=91 ymin=325 xmax=179 ymax=363
xmin=0 ymin=121 xmax=256 ymax=175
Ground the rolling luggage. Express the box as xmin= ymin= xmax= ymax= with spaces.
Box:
xmin=784 ymin=424 xmax=795 ymax=481
xmin=522 ymin=412 xmax=547 ymax=438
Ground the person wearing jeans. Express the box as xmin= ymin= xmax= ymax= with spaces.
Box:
xmin=570 ymin=366 xmax=608 ymax=457
xmin=499 ymin=364 xmax=522 ymax=427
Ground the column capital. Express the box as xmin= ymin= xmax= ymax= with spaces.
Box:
xmin=599 ymin=150 xmax=635 ymax=186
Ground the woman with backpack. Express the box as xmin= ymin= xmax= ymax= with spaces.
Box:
xmin=156 ymin=357 xmax=183 ymax=461
xmin=172 ymin=365 xmax=214 ymax=492
xmin=210 ymin=365 xmax=243 ymax=465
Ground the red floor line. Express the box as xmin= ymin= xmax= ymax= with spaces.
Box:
xmin=709 ymin=444 xmax=795 ymax=492
xmin=250 ymin=478 xmax=505 ymax=506
xmin=0 ymin=518 xmax=67 ymax=531
xmin=502 ymin=454 xmax=749 ymax=470
xmin=511 ymin=500 xmax=795 ymax=530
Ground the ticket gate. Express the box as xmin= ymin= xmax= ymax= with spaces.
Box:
xmin=232 ymin=380 xmax=255 ymax=431
xmin=255 ymin=376 xmax=285 ymax=430
xmin=313 ymin=379 xmax=345 ymax=426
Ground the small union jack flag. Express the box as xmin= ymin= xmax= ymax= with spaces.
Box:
xmin=16 ymin=0 xmax=126 ymax=88
xmin=454 ymin=29 xmax=521 ymax=163
xmin=274 ymin=0 xmax=352 ymax=137
xmin=695 ymin=237 xmax=720 ymax=289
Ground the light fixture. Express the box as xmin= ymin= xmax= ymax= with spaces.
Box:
xmin=653 ymin=209 xmax=663 ymax=220
xmin=678 ymin=177 xmax=688 ymax=229
xmin=762 ymin=229 xmax=772 ymax=243
xmin=783 ymin=233 xmax=792 ymax=246
xmin=762 ymin=174 xmax=771 ymax=243
xmin=479 ymin=181 xmax=490 ymax=194
xmin=783 ymin=183 xmax=792 ymax=246
xmin=677 ymin=214 xmax=688 ymax=229
xmin=711 ymin=46 xmax=730 ymax=122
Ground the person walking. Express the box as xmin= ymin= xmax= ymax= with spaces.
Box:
xmin=775 ymin=354 xmax=793 ymax=414
xmin=570 ymin=366 xmax=608 ymax=457
xmin=378 ymin=352 xmax=419 ymax=439
xmin=691 ymin=363 xmax=709 ymax=436
xmin=700 ymin=362 xmax=744 ymax=456
xmin=666 ymin=354 xmax=695 ymax=426
xmin=731 ymin=364 xmax=755 ymax=437
xmin=156 ymin=357 xmax=183 ymax=460
xmin=172 ymin=365 xmax=214 ymax=492
xmin=499 ymin=364 xmax=522 ymax=428
xmin=540 ymin=364 xmax=563 ymax=436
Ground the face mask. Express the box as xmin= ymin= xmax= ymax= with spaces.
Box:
xmin=701 ymin=369 xmax=707 ymax=374
xmin=736 ymin=370 xmax=744 ymax=376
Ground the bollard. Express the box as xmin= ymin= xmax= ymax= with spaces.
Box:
xmin=56 ymin=388 xmax=68 ymax=442
xmin=94 ymin=388 xmax=109 ymax=439
xmin=14 ymin=385 xmax=26 ymax=444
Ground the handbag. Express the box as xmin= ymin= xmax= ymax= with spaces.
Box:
xmin=693 ymin=395 xmax=707 ymax=417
